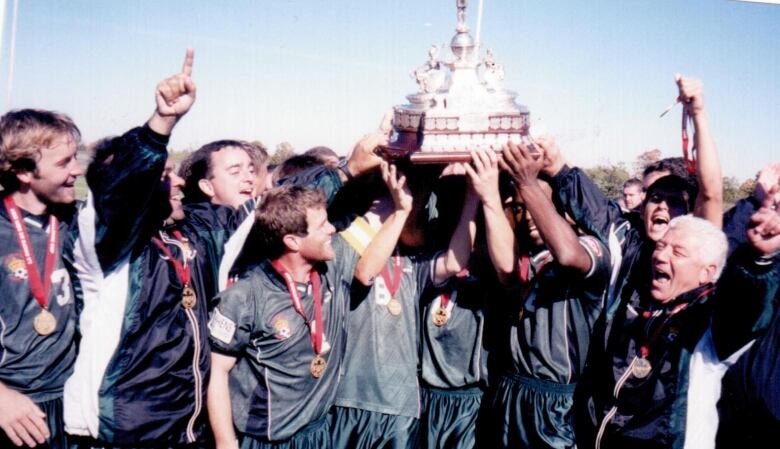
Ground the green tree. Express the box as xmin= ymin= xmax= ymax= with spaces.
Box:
xmin=583 ymin=163 xmax=631 ymax=200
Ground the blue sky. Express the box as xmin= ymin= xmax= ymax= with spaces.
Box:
xmin=1 ymin=0 xmax=778 ymax=180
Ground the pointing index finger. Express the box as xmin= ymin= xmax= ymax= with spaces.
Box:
xmin=182 ymin=48 xmax=194 ymax=76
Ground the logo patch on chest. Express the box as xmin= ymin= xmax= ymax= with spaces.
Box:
xmin=4 ymin=254 xmax=27 ymax=281
xmin=271 ymin=313 xmax=294 ymax=340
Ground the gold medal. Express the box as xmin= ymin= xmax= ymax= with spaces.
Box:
xmin=632 ymin=357 xmax=652 ymax=379
xmin=387 ymin=298 xmax=402 ymax=316
xmin=310 ymin=355 xmax=327 ymax=378
xmin=432 ymin=307 xmax=450 ymax=326
xmin=181 ymin=285 xmax=197 ymax=309
xmin=33 ymin=309 xmax=57 ymax=336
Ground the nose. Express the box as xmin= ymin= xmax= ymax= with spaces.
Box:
xmin=71 ymin=159 xmax=85 ymax=177
xmin=653 ymin=243 xmax=671 ymax=264
xmin=325 ymin=221 xmax=336 ymax=235
xmin=169 ymin=171 xmax=185 ymax=188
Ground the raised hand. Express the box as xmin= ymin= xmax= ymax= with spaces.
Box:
xmin=754 ymin=163 xmax=780 ymax=207
xmin=676 ymin=74 xmax=704 ymax=117
xmin=463 ymin=149 xmax=499 ymax=203
xmin=499 ymin=140 xmax=544 ymax=187
xmin=380 ymin=161 xmax=412 ymax=213
xmin=747 ymin=184 xmax=780 ymax=257
xmin=343 ymin=110 xmax=393 ymax=180
xmin=148 ymin=48 xmax=197 ymax=135
xmin=0 ymin=384 xmax=49 ymax=447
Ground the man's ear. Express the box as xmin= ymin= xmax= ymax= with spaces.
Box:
xmin=15 ymin=170 xmax=34 ymax=186
xmin=198 ymin=178 xmax=215 ymax=199
xmin=699 ymin=264 xmax=717 ymax=285
xmin=282 ymin=234 xmax=301 ymax=253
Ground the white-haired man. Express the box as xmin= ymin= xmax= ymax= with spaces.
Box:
xmin=574 ymin=215 xmax=778 ymax=449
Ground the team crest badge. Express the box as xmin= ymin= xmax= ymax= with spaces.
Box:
xmin=4 ymin=254 xmax=27 ymax=281
xmin=271 ymin=314 xmax=293 ymax=340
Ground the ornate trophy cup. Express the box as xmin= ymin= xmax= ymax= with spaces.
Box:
xmin=381 ymin=0 xmax=531 ymax=164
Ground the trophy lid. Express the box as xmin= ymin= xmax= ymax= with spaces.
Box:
xmin=384 ymin=0 xmax=530 ymax=163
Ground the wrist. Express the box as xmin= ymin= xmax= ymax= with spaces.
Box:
xmin=147 ymin=111 xmax=178 ymax=136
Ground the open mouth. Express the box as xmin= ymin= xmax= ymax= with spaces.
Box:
xmin=650 ymin=215 xmax=669 ymax=234
xmin=652 ymin=267 xmax=672 ymax=287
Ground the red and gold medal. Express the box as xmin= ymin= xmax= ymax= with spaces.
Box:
xmin=4 ymin=197 xmax=59 ymax=336
xmin=152 ymin=230 xmax=197 ymax=309
xmin=381 ymin=256 xmax=403 ymax=316
xmin=272 ymin=260 xmax=327 ymax=378
xmin=432 ymin=292 xmax=451 ymax=327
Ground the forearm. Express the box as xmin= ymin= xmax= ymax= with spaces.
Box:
xmin=518 ymin=182 xmax=591 ymax=273
xmin=482 ymin=195 xmax=517 ymax=284
xmin=434 ymin=193 xmax=479 ymax=284
xmin=354 ymin=209 xmax=410 ymax=285
xmin=692 ymin=110 xmax=723 ymax=227
xmin=208 ymin=368 xmax=239 ymax=449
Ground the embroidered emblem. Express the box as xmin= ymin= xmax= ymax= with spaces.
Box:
xmin=271 ymin=314 xmax=293 ymax=340
xmin=4 ymin=254 xmax=27 ymax=281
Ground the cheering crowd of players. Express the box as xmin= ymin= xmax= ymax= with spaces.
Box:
xmin=0 ymin=49 xmax=778 ymax=449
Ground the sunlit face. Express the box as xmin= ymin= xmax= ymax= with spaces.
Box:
xmin=296 ymin=207 xmax=337 ymax=263
xmin=623 ymin=184 xmax=643 ymax=210
xmin=650 ymin=227 xmax=715 ymax=303
xmin=641 ymin=187 xmax=689 ymax=242
xmin=22 ymin=134 xmax=84 ymax=206
xmin=163 ymin=160 xmax=186 ymax=223
xmin=198 ymin=146 xmax=256 ymax=208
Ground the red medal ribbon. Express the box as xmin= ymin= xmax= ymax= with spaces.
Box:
xmin=4 ymin=196 xmax=58 ymax=309
xmin=639 ymin=285 xmax=714 ymax=359
xmin=151 ymin=230 xmax=191 ymax=287
xmin=380 ymin=255 xmax=403 ymax=298
xmin=271 ymin=260 xmax=324 ymax=356
xmin=517 ymin=254 xmax=530 ymax=284
xmin=681 ymin=107 xmax=697 ymax=176
xmin=439 ymin=292 xmax=450 ymax=310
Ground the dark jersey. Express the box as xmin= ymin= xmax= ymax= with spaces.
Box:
xmin=419 ymin=270 xmax=502 ymax=389
xmin=0 ymin=203 xmax=77 ymax=403
xmin=334 ymin=247 xmax=434 ymax=418
xmin=209 ymin=236 xmax=357 ymax=442
xmin=508 ymin=236 xmax=610 ymax=383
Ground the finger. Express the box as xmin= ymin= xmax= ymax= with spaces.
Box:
xmin=485 ymin=148 xmax=498 ymax=166
xmin=497 ymin=157 xmax=511 ymax=173
xmin=181 ymin=48 xmax=194 ymax=76
xmin=1 ymin=423 xmax=23 ymax=446
xmin=11 ymin=421 xmax=35 ymax=447
xmin=462 ymin=162 xmax=479 ymax=183
xmin=380 ymin=161 xmax=390 ymax=183
xmin=20 ymin=416 xmax=45 ymax=444
xmin=762 ymin=185 xmax=780 ymax=209
xmin=397 ymin=174 xmax=407 ymax=191
xmin=27 ymin=410 xmax=49 ymax=440
xmin=388 ymin=164 xmax=398 ymax=188
xmin=471 ymin=150 xmax=486 ymax=173
xmin=502 ymin=143 xmax=521 ymax=169
xmin=184 ymin=77 xmax=197 ymax=95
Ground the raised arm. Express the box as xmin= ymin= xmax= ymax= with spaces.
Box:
xmin=353 ymin=162 xmax=412 ymax=285
xmin=501 ymin=141 xmax=593 ymax=274
xmin=432 ymin=153 xmax=482 ymax=285
xmin=89 ymin=48 xmax=196 ymax=273
xmin=538 ymin=135 xmax=626 ymax=244
xmin=678 ymin=75 xmax=723 ymax=227
xmin=465 ymin=149 xmax=516 ymax=284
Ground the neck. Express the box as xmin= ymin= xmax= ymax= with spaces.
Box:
xmin=10 ymin=190 xmax=48 ymax=215
xmin=275 ymin=253 xmax=315 ymax=283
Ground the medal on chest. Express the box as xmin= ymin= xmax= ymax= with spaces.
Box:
xmin=272 ymin=260 xmax=328 ymax=378
xmin=152 ymin=230 xmax=197 ymax=310
xmin=432 ymin=292 xmax=453 ymax=327
xmin=4 ymin=197 xmax=59 ymax=337
xmin=381 ymin=255 xmax=403 ymax=316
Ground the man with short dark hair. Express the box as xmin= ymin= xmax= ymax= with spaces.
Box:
xmin=179 ymin=139 xmax=259 ymax=208
xmin=622 ymin=178 xmax=643 ymax=211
